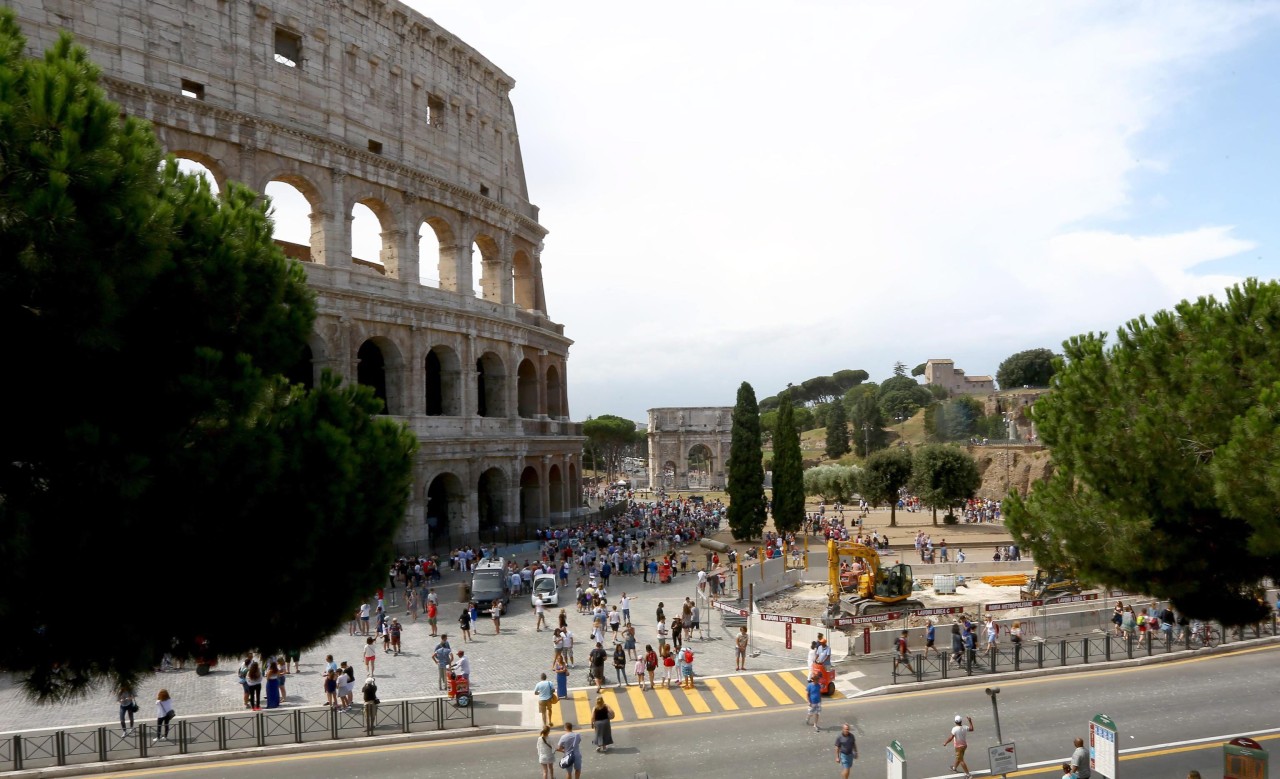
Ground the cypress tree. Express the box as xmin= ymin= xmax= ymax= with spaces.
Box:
xmin=727 ymin=381 xmax=767 ymax=541
xmin=824 ymin=401 xmax=850 ymax=459
xmin=771 ymin=394 xmax=805 ymax=534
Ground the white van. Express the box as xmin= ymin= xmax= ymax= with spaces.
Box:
xmin=531 ymin=572 xmax=559 ymax=608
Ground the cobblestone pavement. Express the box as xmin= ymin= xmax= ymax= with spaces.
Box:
xmin=0 ymin=562 xmax=808 ymax=733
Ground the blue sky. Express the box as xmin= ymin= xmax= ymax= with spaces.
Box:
xmin=256 ymin=1 xmax=1280 ymax=423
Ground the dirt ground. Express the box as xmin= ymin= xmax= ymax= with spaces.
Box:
xmin=757 ymin=580 xmax=1043 ymax=628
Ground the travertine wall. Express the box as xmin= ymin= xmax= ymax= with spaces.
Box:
xmin=12 ymin=0 xmax=584 ymax=549
xmin=647 ymin=408 xmax=733 ymax=490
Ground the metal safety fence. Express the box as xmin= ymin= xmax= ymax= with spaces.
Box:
xmin=892 ymin=614 xmax=1279 ymax=684
xmin=2 ymin=694 xmax=474 ymax=772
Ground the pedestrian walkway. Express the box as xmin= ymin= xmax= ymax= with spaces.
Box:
xmin=537 ymin=667 xmax=866 ymax=728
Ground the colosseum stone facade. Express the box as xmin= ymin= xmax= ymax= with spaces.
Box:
xmin=13 ymin=0 xmax=584 ymax=550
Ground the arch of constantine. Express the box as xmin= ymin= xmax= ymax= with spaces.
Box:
xmin=13 ymin=0 xmax=585 ymax=550
xmin=647 ymin=408 xmax=732 ymax=491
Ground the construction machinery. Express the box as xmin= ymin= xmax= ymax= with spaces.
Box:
xmin=827 ymin=540 xmax=925 ymax=616
xmin=1019 ymin=567 xmax=1081 ymax=601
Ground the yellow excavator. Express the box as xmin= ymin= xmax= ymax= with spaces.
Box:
xmin=827 ymin=540 xmax=925 ymax=616
xmin=1019 ymin=567 xmax=1081 ymax=601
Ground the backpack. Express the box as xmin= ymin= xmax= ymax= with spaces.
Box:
xmin=682 ymin=648 xmax=693 ymax=664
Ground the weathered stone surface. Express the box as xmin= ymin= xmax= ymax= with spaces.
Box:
xmin=11 ymin=0 xmax=584 ymax=548
xmin=647 ymin=408 xmax=733 ymax=490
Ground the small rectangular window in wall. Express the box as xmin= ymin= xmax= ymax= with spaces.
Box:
xmin=180 ymin=79 xmax=205 ymax=100
xmin=274 ymin=27 xmax=301 ymax=67
xmin=479 ymin=185 xmax=490 ymax=198
xmin=368 ymin=139 xmax=383 ymax=154
xmin=427 ymin=94 xmax=446 ymax=128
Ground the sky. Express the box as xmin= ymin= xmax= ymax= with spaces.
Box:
xmin=269 ymin=1 xmax=1280 ymax=424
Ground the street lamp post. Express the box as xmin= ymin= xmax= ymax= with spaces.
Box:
xmin=861 ymin=422 xmax=870 ymax=458
xmin=1003 ymin=412 xmax=1012 ymax=494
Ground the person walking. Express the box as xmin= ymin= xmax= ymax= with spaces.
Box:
xmin=363 ymin=636 xmax=377 ymax=675
xmin=623 ymin=623 xmax=637 ymax=661
xmin=804 ymin=673 xmax=823 ymax=732
xmin=643 ymin=645 xmax=658 ymax=690
xmin=265 ymin=661 xmax=282 ymax=709
xmin=925 ymin=619 xmax=940 ymax=658
xmin=735 ymin=625 xmax=749 ymax=671
xmin=117 ymin=685 xmax=138 ymax=735
xmin=1070 ymin=736 xmax=1092 ymax=778
xmin=534 ymin=673 xmax=557 ymax=728
xmin=589 ymin=642 xmax=608 ymax=693
xmin=459 ymin=608 xmax=473 ymax=643
xmin=659 ymin=644 xmax=675 ymax=688
xmin=590 ymin=696 xmax=614 ymax=753
xmin=834 ymin=722 xmax=858 ymax=779
xmin=613 ymin=643 xmax=629 ymax=687
xmin=893 ymin=629 xmax=914 ymax=674
xmin=552 ymin=652 xmax=570 ymax=699
xmin=535 ymin=599 xmax=548 ymax=632
xmin=536 ymin=725 xmax=556 ymax=779
xmin=153 ymin=689 xmax=176 ymax=744
xmin=556 ymin=722 xmax=583 ymax=779
xmin=943 ymin=714 xmax=975 ymax=779
xmin=492 ymin=599 xmax=503 ymax=635
xmin=427 ymin=599 xmax=439 ymax=636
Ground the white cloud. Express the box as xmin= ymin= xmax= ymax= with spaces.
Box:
xmin=389 ymin=1 xmax=1279 ymax=420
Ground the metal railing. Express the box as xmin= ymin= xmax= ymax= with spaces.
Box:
xmin=3 ymin=694 xmax=473 ymax=772
xmin=892 ymin=614 xmax=1279 ymax=684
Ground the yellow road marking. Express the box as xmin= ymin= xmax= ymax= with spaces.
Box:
xmin=652 ymin=686 xmax=683 ymax=716
xmin=599 ymin=689 xmax=624 ymax=722
xmin=703 ymin=678 xmax=739 ymax=711
xmin=728 ymin=675 xmax=768 ymax=707
xmin=572 ymin=689 xmax=592 ymax=724
xmin=753 ymin=673 xmax=795 ymax=705
xmin=682 ymin=684 xmax=712 ymax=713
xmin=778 ymin=671 xmax=811 ymax=699
xmin=625 ymin=684 xmax=653 ymax=719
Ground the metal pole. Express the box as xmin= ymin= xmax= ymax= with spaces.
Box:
xmin=986 ymin=686 xmax=1006 ymax=778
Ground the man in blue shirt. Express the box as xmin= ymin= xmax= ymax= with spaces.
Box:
xmin=804 ymin=674 xmax=823 ymax=732
xmin=432 ymin=637 xmax=453 ymax=690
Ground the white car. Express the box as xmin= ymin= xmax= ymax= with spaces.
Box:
xmin=531 ymin=573 xmax=559 ymax=607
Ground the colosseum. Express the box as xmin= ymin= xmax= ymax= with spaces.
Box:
xmin=12 ymin=0 xmax=585 ymax=551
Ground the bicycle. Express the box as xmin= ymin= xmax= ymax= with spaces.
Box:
xmin=1192 ymin=623 xmax=1219 ymax=648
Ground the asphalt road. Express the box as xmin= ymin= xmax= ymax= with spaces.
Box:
xmin=91 ymin=643 xmax=1280 ymax=779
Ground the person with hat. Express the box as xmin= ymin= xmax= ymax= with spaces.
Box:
xmin=943 ymin=713 xmax=975 ymax=779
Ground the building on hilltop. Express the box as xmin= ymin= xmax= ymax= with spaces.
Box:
xmin=11 ymin=0 xmax=585 ymax=552
xmin=923 ymin=359 xmax=994 ymax=397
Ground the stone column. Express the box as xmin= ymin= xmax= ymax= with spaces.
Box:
xmin=326 ymin=169 xmax=350 ymax=267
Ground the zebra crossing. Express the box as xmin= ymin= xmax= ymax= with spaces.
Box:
xmin=547 ymin=668 xmax=864 ymax=726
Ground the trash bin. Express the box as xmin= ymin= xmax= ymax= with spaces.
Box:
xmin=458 ymin=583 xmax=471 ymax=602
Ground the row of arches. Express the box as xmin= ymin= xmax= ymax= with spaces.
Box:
xmin=172 ymin=156 xmax=544 ymax=310
xmin=425 ymin=461 xmax=578 ymax=551
xmin=294 ymin=336 xmax=566 ymax=420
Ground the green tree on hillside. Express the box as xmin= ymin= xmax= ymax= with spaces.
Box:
xmin=727 ymin=382 xmax=767 ymax=541
xmin=771 ymin=395 xmax=805 ymax=534
xmin=824 ymin=400 xmax=850 ymax=458
xmin=846 ymin=384 xmax=889 ymax=456
xmin=877 ymin=374 xmax=934 ymax=420
xmin=924 ymin=396 xmax=984 ymax=442
xmin=861 ymin=447 xmax=914 ymax=527
xmin=1007 ymin=281 xmax=1280 ymax=624
xmin=583 ymin=414 xmax=643 ymax=483
xmin=832 ymin=369 xmax=869 ymax=391
xmin=996 ymin=347 xmax=1057 ymax=389
xmin=911 ymin=363 xmax=927 ymax=377
xmin=0 ymin=16 xmax=417 ymax=700
xmin=909 ymin=445 xmax=981 ymax=526
xmin=803 ymin=464 xmax=860 ymax=503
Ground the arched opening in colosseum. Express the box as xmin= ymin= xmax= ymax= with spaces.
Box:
xmin=264 ymin=178 xmax=324 ymax=264
xmin=172 ymin=155 xmax=223 ymax=197
xmin=475 ymin=351 xmax=507 ymax=418
xmin=520 ymin=466 xmax=542 ymax=527
xmin=285 ymin=343 xmax=314 ymax=390
xmin=513 ymin=249 xmax=536 ymax=310
xmin=661 ymin=460 xmax=678 ymax=489
xmin=546 ymin=364 xmax=564 ymax=419
xmin=358 ymin=338 xmax=403 ymax=415
xmin=687 ymin=444 xmax=714 ymax=489
xmin=517 ymin=358 xmax=538 ymax=418
xmin=548 ymin=464 xmax=565 ymax=517
xmin=473 ymin=234 xmax=502 ymax=302
xmin=426 ymin=472 xmax=466 ymax=554
xmin=425 ymin=345 xmax=462 ymax=416
xmin=477 ymin=468 xmax=508 ymax=536
xmin=350 ymin=201 xmax=391 ymax=276
xmin=418 ymin=222 xmax=441 ymax=288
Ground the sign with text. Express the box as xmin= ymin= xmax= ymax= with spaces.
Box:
xmin=1224 ymin=736 xmax=1268 ymax=779
xmin=1091 ymin=713 xmax=1118 ymax=779
xmin=713 ymin=602 xmax=749 ymax=617
xmin=886 ymin=739 xmax=906 ymax=779
xmin=988 ymin=743 xmax=1018 ymax=775
xmin=760 ymin=613 xmax=812 ymax=625
xmin=987 ymin=599 xmax=1042 ymax=611
xmin=910 ymin=606 xmax=965 ymax=618
xmin=1045 ymin=593 xmax=1100 ymax=606
xmin=830 ymin=611 xmax=903 ymax=627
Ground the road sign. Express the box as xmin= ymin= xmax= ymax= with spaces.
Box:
xmin=988 ymin=743 xmax=1018 ymax=775
xmin=886 ymin=739 xmax=906 ymax=779
xmin=713 ymin=601 xmax=748 ymax=617
xmin=1090 ymin=713 xmax=1118 ymax=779
xmin=1224 ymin=736 xmax=1269 ymax=779
xmin=785 ymin=622 xmax=792 ymax=649
xmin=759 ymin=613 xmax=811 ymax=624
xmin=830 ymin=611 xmax=903 ymax=627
